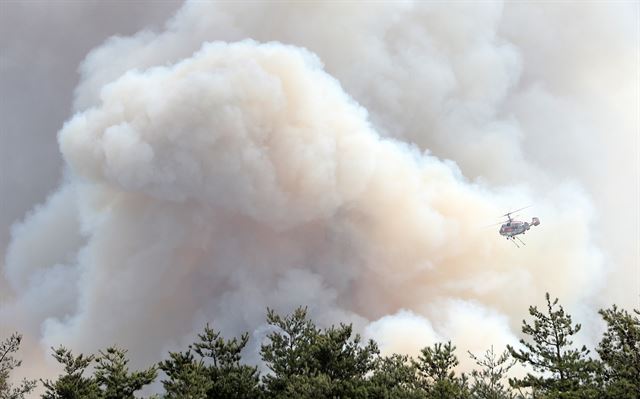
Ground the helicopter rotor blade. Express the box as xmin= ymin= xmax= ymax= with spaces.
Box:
xmin=502 ymin=205 xmax=532 ymax=217
xmin=481 ymin=221 xmax=505 ymax=228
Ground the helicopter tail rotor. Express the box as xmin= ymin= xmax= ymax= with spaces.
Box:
xmin=531 ymin=217 xmax=540 ymax=226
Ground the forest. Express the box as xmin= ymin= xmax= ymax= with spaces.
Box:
xmin=1 ymin=293 xmax=638 ymax=399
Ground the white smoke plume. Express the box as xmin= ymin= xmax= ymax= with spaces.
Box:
xmin=0 ymin=0 xmax=182 ymax=283
xmin=1 ymin=0 xmax=637 ymax=384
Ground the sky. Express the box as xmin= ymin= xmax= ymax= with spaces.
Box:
xmin=0 ymin=0 xmax=638 ymax=388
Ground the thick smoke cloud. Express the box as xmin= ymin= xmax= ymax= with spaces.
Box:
xmin=0 ymin=0 xmax=182 ymax=299
xmin=1 ymin=0 xmax=637 ymax=384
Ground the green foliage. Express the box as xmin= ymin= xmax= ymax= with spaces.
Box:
xmin=158 ymin=350 xmax=211 ymax=398
xmin=260 ymin=306 xmax=379 ymax=398
xmin=42 ymin=346 xmax=155 ymax=399
xmin=160 ymin=323 xmax=261 ymax=399
xmin=261 ymin=306 xmax=318 ymax=393
xmin=41 ymin=347 xmax=100 ymax=399
xmin=368 ymin=354 xmax=424 ymax=399
xmin=468 ymin=346 xmax=516 ymax=399
xmin=94 ymin=347 xmax=157 ymax=398
xmin=597 ymin=306 xmax=640 ymax=399
xmin=414 ymin=341 xmax=470 ymax=399
xmin=7 ymin=294 xmax=640 ymax=399
xmin=508 ymin=293 xmax=598 ymax=398
xmin=311 ymin=323 xmax=378 ymax=382
xmin=0 ymin=333 xmax=37 ymax=399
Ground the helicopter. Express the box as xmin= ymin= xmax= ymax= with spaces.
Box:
xmin=495 ymin=206 xmax=540 ymax=247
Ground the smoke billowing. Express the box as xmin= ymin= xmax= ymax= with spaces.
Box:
xmin=0 ymin=0 xmax=182 ymax=278
xmin=1 ymin=0 xmax=637 ymax=383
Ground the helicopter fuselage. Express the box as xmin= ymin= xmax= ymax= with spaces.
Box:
xmin=499 ymin=221 xmax=530 ymax=237
xmin=499 ymin=217 xmax=540 ymax=238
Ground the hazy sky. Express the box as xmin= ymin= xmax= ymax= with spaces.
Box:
xmin=0 ymin=0 xmax=182 ymax=277
xmin=0 ymin=0 xmax=638 ymax=389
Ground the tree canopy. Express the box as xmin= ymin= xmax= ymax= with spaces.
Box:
xmin=0 ymin=334 xmax=36 ymax=399
xmin=2 ymin=295 xmax=638 ymax=398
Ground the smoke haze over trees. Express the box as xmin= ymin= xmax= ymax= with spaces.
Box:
xmin=0 ymin=0 xmax=638 ymax=390
xmin=3 ymin=294 xmax=640 ymax=398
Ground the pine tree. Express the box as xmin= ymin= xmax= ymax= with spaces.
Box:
xmin=42 ymin=346 xmax=155 ymax=399
xmin=468 ymin=346 xmax=517 ymax=399
xmin=0 ymin=333 xmax=36 ymax=399
xmin=368 ymin=354 xmax=425 ymax=399
xmin=261 ymin=307 xmax=320 ymax=397
xmin=597 ymin=306 xmax=640 ymax=399
xmin=308 ymin=323 xmax=379 ymax=397
xmin=158 ymin=350 xmax=211 ymax=398
xmin=190 ymin=324 xmax=262 ymax=399
xmin=414 ymin=341 xmax=470 ymax=399
xmin=41 ymin=347 xmax=100 ymax=399
xmin=508 ymin=293 xmax=598 ymax=398
xmin=260 ymin=306 xmax=379 ymax=398
xmin=94 ymin=347 xmax=157 ymax=399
